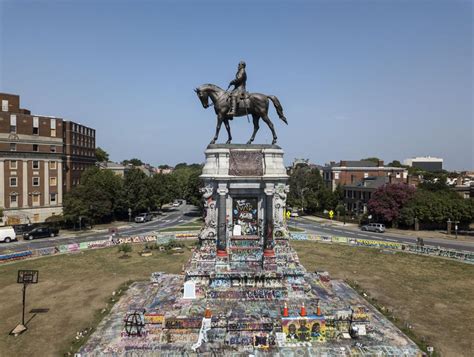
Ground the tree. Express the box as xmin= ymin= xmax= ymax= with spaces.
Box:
xmin=399 ymin=189 xmax=474 ymax=228
xmin=361 ymin=157 xmax=381 ymax=165
xmin=122 ymin=168 xmax=152 ymax=214
xmin=387 ymin=160 xmax=406 ymax=168
xmin=367 ymin=183 xmax=416 ymax=226
xmin=63 ymin=167 xmax=123 ymax=224
xmin=150 ymin=174 xmax=178 ymax=209
xmin=95 ymin=147 xmax=109 ymax=162
xmin=122 ymin=158 xmax=143 ymax=166
xmin=118 ymin=243 xmax=132 ymax=257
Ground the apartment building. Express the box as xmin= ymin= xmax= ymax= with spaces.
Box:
xmin=0 ymin=93 xmax=97 ymax=224
xmin=0 ymin=93 xmax=64 ymax=224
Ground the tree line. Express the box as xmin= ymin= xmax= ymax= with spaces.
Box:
xmin=62 ymin=163 xmax=202 ymax=227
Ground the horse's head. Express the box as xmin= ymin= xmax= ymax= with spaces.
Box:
xmin=194 ymin=86 xmax=210 ymax=109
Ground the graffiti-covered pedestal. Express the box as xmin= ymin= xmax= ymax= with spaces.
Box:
xmin=79 ymin=144 xmax=421 ymax=356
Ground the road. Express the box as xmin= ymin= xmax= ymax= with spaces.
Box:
xmin=293 ymin=216 xmax=474 ymax=252
xmin=2 ymin=206 xmax=473 ymax=254
xmin=0 ymin=204 xmax=198 ymax=254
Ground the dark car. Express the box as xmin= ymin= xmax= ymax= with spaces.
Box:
xmin=23 ymin=227 xmax=59 ymax=240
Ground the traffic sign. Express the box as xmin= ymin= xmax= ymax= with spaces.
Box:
xmin=329 ymin=210 xmax=334 ymax=219
xmin=286 ymin=211 xmax=291 ymax=219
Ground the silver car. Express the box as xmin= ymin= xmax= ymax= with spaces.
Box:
xmin=134 ymin=213 xmax=153 ymax=223
xmin=361 ymin=223 xmax=385 ymax=233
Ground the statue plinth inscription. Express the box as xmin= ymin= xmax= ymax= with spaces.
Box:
xmin=229 ymin=150 xmax=263 ymax=176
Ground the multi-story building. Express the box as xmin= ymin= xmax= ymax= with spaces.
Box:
xmin=63 ymin=121 xmax=96 ymax=191
xmin=403 ymin=156 xmax=443 ymax=172
xmin=322 ymin=160 xmax=408 ymax=191
xmin=0 ymin=93 xmax=96 ymax=224
xmin=0 ymin=93 xmax=64 ymax=224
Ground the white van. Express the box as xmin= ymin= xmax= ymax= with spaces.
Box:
xmin=0 ymin=227 xmax=17 ymax=243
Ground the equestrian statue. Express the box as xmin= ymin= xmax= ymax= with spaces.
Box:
xmin=194 ymin=61 xmax=288 ymax=145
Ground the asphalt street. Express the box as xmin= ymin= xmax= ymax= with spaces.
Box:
xmin=0 ymin=204 xmax=198 ymax=254
xmin=293 ymin=216 xmax=474 ymax=252
xmin=2 ymin=206 xmax=473 ymax=254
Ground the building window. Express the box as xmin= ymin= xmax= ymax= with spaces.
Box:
xmin=32 ymin=177 xmax=40 ymax=186
xmin=33 ymin=144 xmax=39 ymax=152
xmin=50 ymin=161 xmax=57 ymax=170
xmin=10 ymin=143 xmax=16 ymax=151
xmin=50 ymin=193 xmax=57 ymax=204
xmin=10 ymin=114 xmax=17 ymax=133
xmin=10 ymin=177 xmax=17 ymax=187
xmin=33 ymin=117 xmax=39 ymax=135
xmin=396 ymin=172 xmax=401 ymax=178
xmin=10 ymin=160 xmax=17 ymax=169
xmin=50 ymin=119 xmax=56 ymax=137
xmin=32 ymin=193 xmax=40 ymax=205
xmin=50 ymin=177 xmax=57 ymax=186
xmin=334 ymin=172 xmax=340 ymax=180
xmin=32 ymin=160 xmax=40 ymax=169
xmin=50 ymin=145 xmax=56 ymax=153
xmin=10 ymin=194 xmax=18 ymax=207
xmin=364 ymin=172 xmax=368 ymax=178
xmin=2 ymin=99 xmax=8 ymax=112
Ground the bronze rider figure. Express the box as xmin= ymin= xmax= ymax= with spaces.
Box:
xmin=227 ymin=61 xmax=247 ymax=116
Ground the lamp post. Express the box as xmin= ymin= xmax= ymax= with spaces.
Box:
xmin=128 ymin=208 xmax=132 ymax=222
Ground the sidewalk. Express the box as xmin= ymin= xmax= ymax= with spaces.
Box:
xmin=302 ymin=215 xmax=474 ymax=242
xmin=61 ymin=221 xmax=133 ymax=238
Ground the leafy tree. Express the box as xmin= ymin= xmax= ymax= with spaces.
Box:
xmin=361 ymin=157 xmax=381 ymax=165
xmin=122 ymin=168 xmax=152 ymax=214
xmin=158 ymin=164 xmax=171 ymax=169
xmin=171 ymin=163 xmax=203 ymax=203
xmin=287 ymin=165 xmax=337 ymax=213
xmin=387 ymin=160 xmax=406 ymax=168
xmin=418 ymin=172 xmax=449 ymax=192
xmin=95 ymin=147 xmax=109 ymax=162
xmin=63 ymin=167 xmax=123 ymax=224
xmin=118 ymin=243 xmax=132 ymax=257
xmin=150 ymin=174 xmax=178 ymax=209
xmin=122 ymin=158 xmax=143 ymax=166
xmin=399 ymin=189 xmax=474 ymax=227
xmin=367 ymin=183 xmax=416 ymax=225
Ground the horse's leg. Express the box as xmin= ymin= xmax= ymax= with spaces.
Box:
xmin=210 ymin=116 xmax=223 ymax=144
xmin=224 ymin=119 xmax=232 ymax=144
xmin=262 ymin=114 xmax=278 ymax=145
xmin=247 ymin=114 xmax=260 ymax=144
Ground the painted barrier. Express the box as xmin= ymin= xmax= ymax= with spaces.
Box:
xmin=290 ymin=232 xmax=474 ymax=264
xmin=0 ymin=233 xmax=167 ymax=265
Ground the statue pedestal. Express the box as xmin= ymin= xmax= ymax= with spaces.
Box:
xmin=185 ymin=144 xmax=300 ymax=292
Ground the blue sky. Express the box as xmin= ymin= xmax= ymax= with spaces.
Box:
xmin=1 ymin=0 xmax=472 ymax=170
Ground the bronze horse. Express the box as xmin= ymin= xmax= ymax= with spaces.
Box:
xmin=195 ymin=84 xmax=288 ymax=145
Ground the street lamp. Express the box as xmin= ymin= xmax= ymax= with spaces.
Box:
xmin=128 ymin=208 xmax=132 ymax=222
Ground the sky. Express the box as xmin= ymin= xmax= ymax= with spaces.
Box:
xmin=0 ymin=0 xmax=472 ymax=170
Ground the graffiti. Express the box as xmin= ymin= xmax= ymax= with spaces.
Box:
xmin=0 ymin=250 xmax=33 ymax=262
xmin=175 ymin=233 xmax=198 ymax=239
xmin=290 ymin=233 xmax=308 ymax=240
xmin=207 ymin=288 xmax=286 ymax=300
xmin=165 ymin=318 xmax=202 ymax=329
xmin=144 ymin=313 xmax=165 ymax=326
xmin=233 ymin=198 xmax=258 ymax=235
xmin=282 ymin=316 xmax=326 ymax=342
xmin=227 ymin=321 xmax=274 ymax=331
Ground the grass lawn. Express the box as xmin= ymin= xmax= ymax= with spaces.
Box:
xmin=293 ymin=241 xmax=474 ymax=357
xmin=0 ymin=241 xmax=472 ymax=356
xmin=0 ymin=244 xmax=193 ymax=356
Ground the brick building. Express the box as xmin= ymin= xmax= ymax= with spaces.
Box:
xmin=322 ymin=160 xmax=408 ymax=191
xmin=0 ymin=93 xmax=96 ymax=224
xmin=63 ymin=121 xmax=96 ymax=191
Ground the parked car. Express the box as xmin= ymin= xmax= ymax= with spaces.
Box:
xmin=134 ymin=213 xmax=153 ymax=223
xmin=361 ymin=223 xmax=385 ymax=233
xmin=0 ymin=227 xmax=17 ymax=243
xmin=23 ymin=226 xmax=59 ymax=240
xmin=172 ymin=201 xmax=180 ymax=207
xmin=290 ymin=212 xmax=299 ymax=218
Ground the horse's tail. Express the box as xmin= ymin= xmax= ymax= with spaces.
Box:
xmin=268 ymin=95 xmax=288 ymax=124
